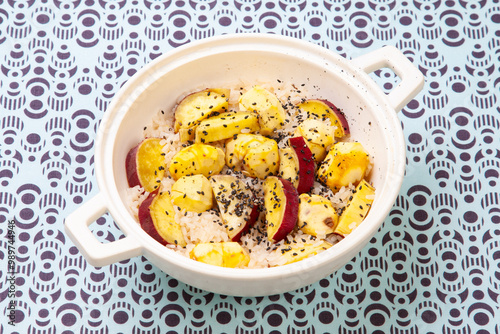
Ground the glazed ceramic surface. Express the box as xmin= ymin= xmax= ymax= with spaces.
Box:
xmin=65 ymin=34 xmax=423 ymax=296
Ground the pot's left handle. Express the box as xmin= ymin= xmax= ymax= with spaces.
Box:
xmin=351 ymin=45 xmax=424 ymax=112
xmin=64 ymin=192 xmax=143 ymax=267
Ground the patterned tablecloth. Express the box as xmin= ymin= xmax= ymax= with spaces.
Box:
xmin=1 ymin=0 xmax=499 ymax=333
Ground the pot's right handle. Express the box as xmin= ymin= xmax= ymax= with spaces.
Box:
xmin=64 ymin=192 xmax=143 ymax=267
xmin=351 ymin=45 xmax=424 ymax=112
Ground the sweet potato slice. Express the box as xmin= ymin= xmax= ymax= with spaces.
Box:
xmin=174 ymin=88 xmax=230 ymax=133
xmin=170 ymin=175 xmax=213 ymax=213
xmin=168 ymin=143 xmax=225 ymax=180
xmin=239 ymin=85 xmax=286 ymax=136
xmin=288 ymin=136 xmax=315 ymax=194
xmin=138 ymin=190 xmax=186 ymax=247
xmin=263 ymin=176 xmax=299 ymax=243
xmin=210 ymin=174 xmax=259 ymax=241
xmin=126 ymin=138 xmax=166 ymax=193
xmin=316 ymin=142 xmax=371 ymax=191
xmin=334 ymin=179 xmax=375 ymax=236
xmin=189 ymin=242 xmax=250 ymax=268
xmin=297 ymin=99 xmax=349 ymax=138
xmin=195 ymin=111 xmax=259 ymax=143
xmin=298 ymin=193 xmax=338 ymax=236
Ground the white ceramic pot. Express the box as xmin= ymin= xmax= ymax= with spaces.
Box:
xmin=65 ymin=34 xmax=424 ymax=296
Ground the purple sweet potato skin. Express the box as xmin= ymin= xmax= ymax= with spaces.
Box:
xmin=138 ymin=192 xmax=167 ymax=246
xmin=270 ymin=178 xmax=299 ymax=243
xmin=126 ymin=143 xmax=140 ymax=188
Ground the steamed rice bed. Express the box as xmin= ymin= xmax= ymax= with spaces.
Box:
xmin=127 ymin=81 xmax=370 ymax=268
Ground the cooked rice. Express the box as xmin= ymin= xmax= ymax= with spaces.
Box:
xmin=129 ymin=81 xmax=368 ymax=268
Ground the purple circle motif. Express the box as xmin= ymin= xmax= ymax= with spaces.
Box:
xmin=62 ymin=313 xmax=77 ymax=326
xmin=319 ymin=310 xmax=334 ymax=324
xmin=267 ymin=312 xmax=282 ymax=326
xmin=113 ymin=311 xmax=129 ymax=324
xmin=165 ymin=314 xmax=180 ymax=326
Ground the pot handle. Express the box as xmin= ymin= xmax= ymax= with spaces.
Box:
xmin=64 ymin=192 xmax=143 ymax=267
xmin=351 ymin=45 xmax=424 ymax=112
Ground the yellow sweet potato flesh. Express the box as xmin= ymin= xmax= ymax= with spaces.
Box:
xmin=279 ymin=147 xmax=299 ymax=188
xmin=274 ymin=240 xmax=332 ymax=265
xmin=169 ymin=143 xmax=225 ymax=180
xmin=295 ymin=119 xmax=336 ymax=162
xmin=189 ymin=242 xmax=250 ymax=268
xmin=297 ymin=100 xmax=346 ymax=138
xmin=210 ymin=174 xmax=256 ymax=241
xmin=298 ymin=194 xmax=338 ymax=236
xmin=135 ymin=138 xmax=166 ymax=193
xmin=150 ymin=191 xmax=186 ymax=247
xmin=243 ymin=139 xmax=279 ymax=179
xmin=195 ymin=111 xmax=259 ymax=144
xmin=171 ymin=175 xmax=213 ymax=213
xmin=226 ymin=134 xmax=279 ymax=179
xmin=225 ymin=134 xmax=266 ymax=169
xmin=222 ymin=242 xmax=251 ymax=268
xmin=178 ymin=127 xmax=196 ymax=142
xmin=190 ymin=242 xmax=224 ymax=266
xmin=334 ymin=179 xmax=375 ymax=236
xmin=263 ymin=177 xmax=285 ymax=240
xmin=239 ymin=85 xmax=286 ymax=136
xmin=174 ymin=88 xmax=230 ymax=132
xmin=316 ymin=142 xmax=371 ymax=191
